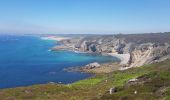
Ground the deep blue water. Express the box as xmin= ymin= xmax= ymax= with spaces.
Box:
xmin=0 ymin=35 xmax=119 ymax=89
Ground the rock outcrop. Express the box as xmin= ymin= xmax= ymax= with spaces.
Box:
xmin=85 ymin=62 xmax=100 ymax=69
xmin=52 ymin=33 xmax=170 ymax=68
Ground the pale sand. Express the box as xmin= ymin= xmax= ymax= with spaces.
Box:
xmin=41 ymin=36 xmax=70 ymax=41
xmin=107 ymin=53 xmax=130 ymax=65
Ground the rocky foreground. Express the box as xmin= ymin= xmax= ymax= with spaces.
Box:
xmin=52 ymin=32 xmax=170 ymax=69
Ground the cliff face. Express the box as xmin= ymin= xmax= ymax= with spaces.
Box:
xmin=129 ymin=43 xmax=170 ymax=67
xmin=52 ymin=33 xmax=170 ymax=68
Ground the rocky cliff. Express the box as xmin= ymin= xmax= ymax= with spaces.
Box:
xmin=52 ymin=33 xmax=170 ymax=68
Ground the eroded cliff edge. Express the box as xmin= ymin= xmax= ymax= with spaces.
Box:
xmin=51 ymin=33 xmax=170 ymax=69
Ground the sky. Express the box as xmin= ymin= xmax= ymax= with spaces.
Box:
xmin=0 ymin=0 xmax=170 ymax=34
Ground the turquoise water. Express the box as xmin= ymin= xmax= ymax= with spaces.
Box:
xmin=0 ymin=34 xmax=119 ymax=89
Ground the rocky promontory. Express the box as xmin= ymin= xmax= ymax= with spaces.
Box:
xmin=52 ymin=33 xmax=170 ymax=69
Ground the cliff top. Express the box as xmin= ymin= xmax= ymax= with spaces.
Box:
xmin=115 ymin=32 xmax=170 ymax=44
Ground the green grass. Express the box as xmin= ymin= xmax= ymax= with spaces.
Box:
xmin=0 ymin=59 xmax=170 ymax=100
xmin=100 ymin=60 xmax=170 ymax=100
xmin=71 ymin=75 xmax=105 ymax=87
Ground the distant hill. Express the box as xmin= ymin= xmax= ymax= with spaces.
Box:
xmin=115 ymin=32 xmax=170 ymax=44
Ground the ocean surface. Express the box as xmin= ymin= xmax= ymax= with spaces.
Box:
xmin=0 ymin=34 xmax=119 ymax=89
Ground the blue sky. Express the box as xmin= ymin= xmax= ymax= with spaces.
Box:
xmin=0 ymin=0 xmax=170 ymax=34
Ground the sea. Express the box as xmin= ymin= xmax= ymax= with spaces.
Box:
xmin=0 ymin=34 xmax=119 ymax=89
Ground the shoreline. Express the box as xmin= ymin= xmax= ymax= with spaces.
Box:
xmin=63 ymin=51 xmax=128 ymax=74
xmin=41 ymin=36 xmax=70 ymax=41
xmin=52 ymin=49 xmax=131 ymax=73
xmin=43 ymin=36 xmax=131 ymax=73
xmin=106 ymin=53 xmax=130 ymax=65
xmin=64 ymin=62 xmax=120 ymax=74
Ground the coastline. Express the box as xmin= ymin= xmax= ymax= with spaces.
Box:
xmin=64 ymin=62 xmax=120 ymax=74
xmin=41 ymin=36 xmax=131 ymax=73
xmin=80 ymin=62 xmax=120 ymax=73
xmin=63 ymin=51 xmax=127 ymax=74
xmin=50 ymin=44 xmax=130 ymax=74
xmin=79 ymin=52 xmax=130 ymax=73
xmin=41 ymin=36 xmax=70 ymax=41
xmin=106 ymin=53 xmax=130 ymax=65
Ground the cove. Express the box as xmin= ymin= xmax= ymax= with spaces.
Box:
xmin=0 ymin=34 xmax=119 ymax=89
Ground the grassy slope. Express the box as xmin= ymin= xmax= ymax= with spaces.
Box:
xmin=0 ymin=60 xmax=170 ymax=100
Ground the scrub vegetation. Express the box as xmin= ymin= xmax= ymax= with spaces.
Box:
xmin=0 ymin=59 xmax=170 ymax=100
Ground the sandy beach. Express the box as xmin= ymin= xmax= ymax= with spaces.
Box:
xmin=41 ymin=36 xmax=70 ymax=41
xmin=107 ymin=53 xmax=130 ymax=65
xmin=64 ymin=53 xmax=131 ymax=74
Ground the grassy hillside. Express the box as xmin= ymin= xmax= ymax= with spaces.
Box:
xmin=115 ymin=32 xmax=170 ymax=44
xmin=0 ymin=59 xmax=170 ymax=100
